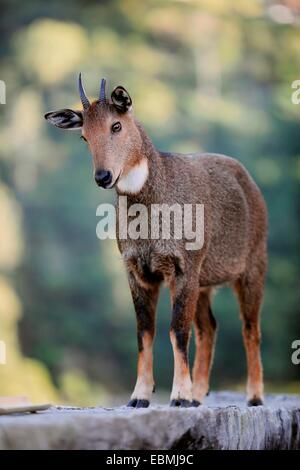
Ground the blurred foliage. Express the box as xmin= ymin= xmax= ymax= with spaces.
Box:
xmin=0 ymin=0 xmax=299 ymax=404
xmin=0 ymin=193 xmax=58 ymax=401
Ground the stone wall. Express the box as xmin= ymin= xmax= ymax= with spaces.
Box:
xmin=0 ymin=392 xmax=299 ymax=450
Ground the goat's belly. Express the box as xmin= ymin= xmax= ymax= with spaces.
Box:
xmin=198 ymin=190 xmax=249 ymax=286
xmin=199 ymin=267 xmax=240 ymax=287
xmin=199 ymin=249 xmax=247 ymax=287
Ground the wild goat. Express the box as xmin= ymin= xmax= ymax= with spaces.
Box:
xmin=45 ymin=76 xmax=268 ymax=408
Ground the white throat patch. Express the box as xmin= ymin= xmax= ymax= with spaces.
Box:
xmin=117 ymin=159 xmax=149 ymax=194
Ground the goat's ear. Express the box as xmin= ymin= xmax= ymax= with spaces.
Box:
xmin=44 ymin=109 xmax=83 ymax=129
xmin=111 ymin=86 xmax=132 ymax=112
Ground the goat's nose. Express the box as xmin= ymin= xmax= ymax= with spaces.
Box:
xmin=94 ymin=170 xmax=113 ymax=188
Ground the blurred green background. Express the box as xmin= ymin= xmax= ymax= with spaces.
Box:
xmin=0 ymin=0 xmax=299 ymax=405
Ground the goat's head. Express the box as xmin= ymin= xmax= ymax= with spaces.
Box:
xmin=45 ymin=75 xmax=145 ymax=190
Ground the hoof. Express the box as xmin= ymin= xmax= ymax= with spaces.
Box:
xmin=170 ymin=399 xmax=192 ymax=408
xmin=127 ymin=399 xmax=150 ymax=408
xmin=247 ymin=397 xmax=264 ymax=407
xmin=191 ymin=399 xmax=201 ymax=407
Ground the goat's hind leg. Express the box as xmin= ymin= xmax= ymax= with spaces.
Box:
xmin=192 ymin=288 xmax=217 ymax=406
xmin=234 ymin=261 xmax=266 ymax=406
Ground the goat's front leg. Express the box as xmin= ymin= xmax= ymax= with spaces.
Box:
xmin=169 ymin=276 xmax=198 ymax=407
xmin=127 ymin=273 xmax=159 ymax=408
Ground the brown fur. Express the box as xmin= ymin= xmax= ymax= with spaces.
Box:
xmin=114 ymin=123 xmax=267 ymax=406
xmin=192 ymin=288 xmax=217 ymax=403
xmin=46 ymin=93 xmax=268 ymax=407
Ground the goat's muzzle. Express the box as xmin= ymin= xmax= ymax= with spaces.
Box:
xmin=94 ymin=169 xmax=113 ymax=188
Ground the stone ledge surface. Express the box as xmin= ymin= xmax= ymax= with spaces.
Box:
xmin=0 ymin=392 xmax=299 ymax=450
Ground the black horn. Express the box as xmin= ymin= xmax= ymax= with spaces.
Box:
xmin=99 ymin=78 xmax=107 ymax=103
xmin=78 ymin=73 xmax=90 ymax=109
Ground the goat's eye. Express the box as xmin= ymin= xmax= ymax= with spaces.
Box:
xmin=111 ymin=121 xmax=122 ymax=133
xmin=80 ymin=135 xmax=87 ymax=142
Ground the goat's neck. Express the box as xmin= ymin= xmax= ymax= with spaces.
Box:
xmin=117 ymin=123 xmax=166 ymax=204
